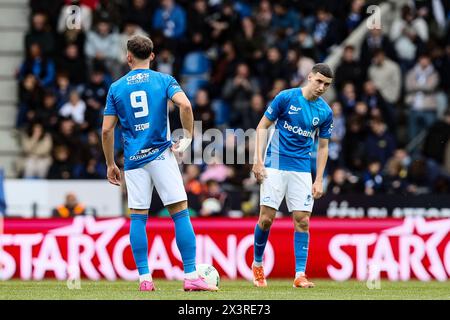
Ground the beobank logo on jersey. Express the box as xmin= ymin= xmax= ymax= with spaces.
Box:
xmin=283 ymin=121 xmax=314 ymax=138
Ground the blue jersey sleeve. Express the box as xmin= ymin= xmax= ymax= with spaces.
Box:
xmin=166 ymin=75 xmax=183 ymax=99
xmin=318 ymin=110 xmax=333 ymax=139
xmin=264 ymin=92 xmax=286 ymax=121
xmin=104 ymin=87 xmax=117 ymax=116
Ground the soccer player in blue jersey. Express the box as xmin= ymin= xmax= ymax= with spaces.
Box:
xmin=101 ymin=35 xmax=217 ymax=292
xmin=251 ymin=63 xmax=334 ymax=288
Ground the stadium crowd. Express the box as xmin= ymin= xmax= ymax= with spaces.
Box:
xmin=16 ymin=0 xmax=450 ymax=216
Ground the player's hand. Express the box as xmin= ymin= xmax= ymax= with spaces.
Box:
xmin=312 ymin=180 xmax=323 ymax=199
xmin=107 ymin=164 xmax=121 ymax=186
xmin=171 ymin=137 xmax=192 ymax=154
xmin=252 ymin=163 xmax=267 ymax=184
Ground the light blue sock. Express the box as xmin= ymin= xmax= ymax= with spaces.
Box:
xmin=129 ymin=214 xmax=149 ymax=275
xmin=171 ymin=209 xmax=196 ymax=273
xmin=294 ymin=232 xmax=309 ymax=273
xmin=253 ymin=224 xmax=270 ymax=263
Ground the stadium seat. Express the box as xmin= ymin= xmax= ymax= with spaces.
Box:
xmin=180 ymin=51 xmax=211 ymax=77
xmin=211 ymin=99 xmax=230 ymax=126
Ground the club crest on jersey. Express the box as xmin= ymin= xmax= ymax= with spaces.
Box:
xmin=312 ymin=117 xmax=320 ymax=126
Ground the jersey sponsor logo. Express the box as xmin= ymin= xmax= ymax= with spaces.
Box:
xmin=126 ymin=73 xmax=150 ymax=85
xmin=129 ymin=147 xmax=160 ymax=161
xmin=282 ymin=121 xmax=314 ymax=138
xmin=289 ymin=105 xmax=302 ymax=113
xmin=312 ymin=117 xmax=320 ymax=126
xmin=267 ymin=106 xmax=273 ymax=114
xmin=134 ymin=122 xmax=150 ymax=132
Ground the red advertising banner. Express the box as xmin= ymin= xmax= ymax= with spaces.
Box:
xmin=0 ymin=217 xmax=449 ymax=281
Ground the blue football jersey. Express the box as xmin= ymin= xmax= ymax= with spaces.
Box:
xmin=104 ymin=69 xmax=183 ymax=170
xmin=264 ymin=88 xmax=333 ymax=172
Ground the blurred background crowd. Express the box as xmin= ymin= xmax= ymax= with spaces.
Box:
xmin=15 ymin=0 xmax=450 ymax=217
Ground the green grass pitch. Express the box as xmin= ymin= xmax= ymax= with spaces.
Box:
xmin=1 ymin=279 xmax=449 ymax=300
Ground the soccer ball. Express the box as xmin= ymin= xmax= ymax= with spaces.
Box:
xmin=197 ymin=264 xmax=220 ymax=287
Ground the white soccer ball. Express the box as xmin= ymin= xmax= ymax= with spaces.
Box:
xmin=197 ymin=264 xmax=220 ymax=287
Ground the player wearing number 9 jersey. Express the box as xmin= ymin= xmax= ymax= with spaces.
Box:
xmin=102 ymin=35 xmax=217 ymax=292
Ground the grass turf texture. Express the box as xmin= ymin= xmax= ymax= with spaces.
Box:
xmin=1 ymin=280 xmax=449 ymax=300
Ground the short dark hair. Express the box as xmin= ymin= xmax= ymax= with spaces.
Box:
xmin=127 ymin=35 xmax=154 ymax=60
xmin=311 ymin=63 xmax=333 ymax=78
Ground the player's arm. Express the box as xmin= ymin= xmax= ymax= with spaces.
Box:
xmin=171 ymin=91 xmax=193 ymax=153
xmin=313 ymin=137 xmax=329 ymax=199
xmin=252 ymin=115 xmax=274 ymax=184
xmin=102 ymin=115 xmax=121 ymax=186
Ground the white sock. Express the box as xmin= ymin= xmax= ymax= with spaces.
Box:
xmin=253 ymin=261 xmax=263 ymax=267
xmin=184 ymin=271 xmax=198 ymax=280
xmin=139 ymin=273 xmax=153 ymax=283
xmin=295 ymin=271 xmax=305 ymax=278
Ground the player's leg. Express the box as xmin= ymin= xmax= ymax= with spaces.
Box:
xmin=151 ymin=149 xmax=217 ymax=291
xmin=253 ymin=168 xmax=286 ymax=287
xmin=124 ymin=167 xmax=155 ymax=291
xmin=287 ymin=172 xmax=315 ymax=288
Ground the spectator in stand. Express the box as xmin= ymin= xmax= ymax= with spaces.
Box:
xmin=193 ymin=89 xmax=215 ymax=132
xmin=208 ymin=1 xmax=240 ymax=45
xmin=47 ymin=144 xmax=73 ymax=179
xmin=52 ymin=118 xmax=82 ymax=154
xmin=82 ymin=68 xmax=108 ymax=130
xmin=360 ymin=27 xmax=396 ymax=74
xmin=210 ymin=40 xmax=238 ymax=96
xmin=56 ymin=43 xmax=87 ymax=86
xmin=19 ymin=43 xmax=55 ymax=88
xmin=243 ymin=93 xmax=265 ymax=130
xmin=59 ymin=90 xmax=86 ymax=126
xmin=342 ymin=115 xmax=367 ymax=172
xmin=422 ymin=108 xmax=450 ymax=166
xmin=286 ymin=48 xmax=314 ymax=87
xmin=25 ymin=12 xmax=56 ymax=57
xmin=327 ymin=167 xmax=359 ymax=195
xmin=92 ymin=0 xmax=123 ymax=27
xmin=390 ymin=4 xmax=428 ymax=73
xmin=199 ymin=180 xmax=227 ymax=217
xmin=272 ymin=1 xmax=301 ymax=43
xmin=384 ymin=152 xmax=409 ymax=194
xmin=119 ymin=19 xmax=148 ymax=72
xmin=52 ymin=192 xmax=86 ymax=217
xmin=84 ymin=19 xmax=121 ymax=78
xmin=222 ymin=62 xmax=260 ymax=128
xmin=338 ymin=82 xmax=358 ymax=115
xmin=124 ymin=0 xmax=154 ymax=34
xmin=334 ymin=45 xmax=363 ymax=92
xmin=19 ymin=122 xmax=53 ymax=179
xmin=200 ymin=156 xmax=232 ymax=183
xmin=312 ymin=7 xmax=339 ymax=61
xmin=328 ymin=101 xmax=346 ymax=170
xmin=345 ymin=0 xmax=365 ymax=37
xmin=361 ymin=79 xmax=395 ymax=130
xmin=16 ymin=74 xmax=44 ymax=128
xmin=153 ymin=48 xmax=176 ymax=76
xmin=185 ymin=0 xmax=212 ymax=52
xmin=365 ymin=117 xmax=396 ymax=167
xmin=54 ymin=72 xmax=72 ymax=108
xmin=183 ymin=164 xmax=204 ymax=212
xmin=368 ymin=49 xmax=402 ymax=105
xmin=76 ymin=130 xmax=106 ymax=179
xmin=254 ymin=0 xmax=273 ymax=35
xmin=234 ymin=17 xmax=265 ymax=65
xmin=405 ymin=53 xmax=440 ymax=139
xmin=152 ymin=0 xmax=187 ymax=43
xmin=57 ymin=0 xmax=92 ymax=33
xmin=363 ymin=159 xmax=385 ymax=195
xmin=257 ymin=46 xmax=288 ymax=93
xmin=37 ymin=90 xmax=59 ymax=132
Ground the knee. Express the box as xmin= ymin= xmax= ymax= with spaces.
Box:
xmin=294 ymin=215 xmax=310 ymax=231
xmin=259 ymin=215 xmax=274 ymax=230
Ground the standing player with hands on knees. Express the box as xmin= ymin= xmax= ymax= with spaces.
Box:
xmin=101 ymin=35 xmax=218 ymax=292
xmin=252 ymin=63 xmax=334 ymax=288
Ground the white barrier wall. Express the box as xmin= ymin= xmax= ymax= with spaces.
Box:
xmin=4 ymin=179 xmax=123 ymax=217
